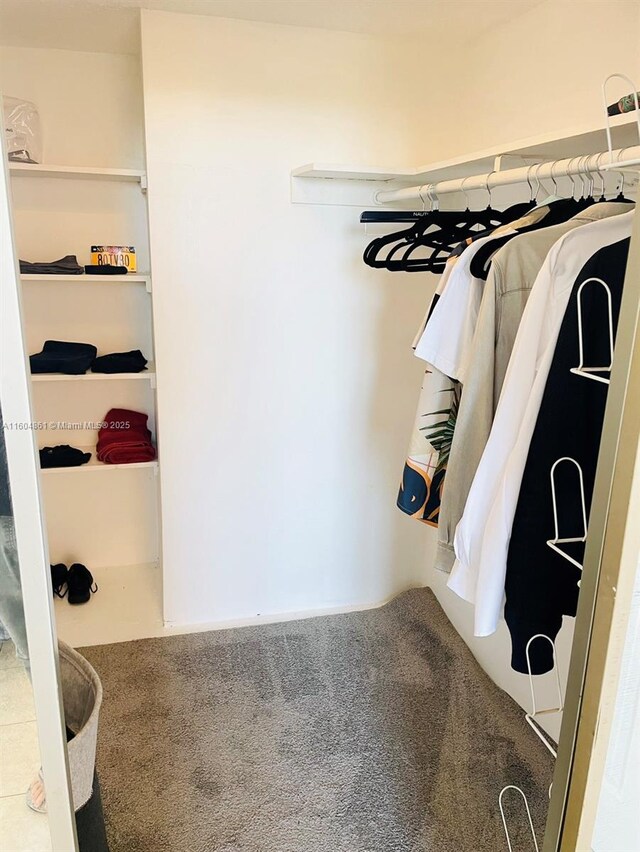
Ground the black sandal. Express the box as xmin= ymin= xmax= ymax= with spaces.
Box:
xmin=67 ymin=563 xmax=98 ymax=605
xmin=50 ymin=564 xmax=68 ymax=599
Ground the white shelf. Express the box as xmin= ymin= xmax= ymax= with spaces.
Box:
xmin=53 ymin=562 xmax=163 ymax=647
xmin=292 ymin=163 xmax=416 ymax=181
xmin=31 ymin=365 xmax=155 ymax=383
xmin=40 ymin=445 xmax=158 ymax=474
xmin=9 ymin=162 xmax=146 ymax=185
xmin=21 ymin=273 xmax=151 ymax=288
xmin=293 ymin=114 xmax=640 ymax=185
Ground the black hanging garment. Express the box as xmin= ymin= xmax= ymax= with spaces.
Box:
xmin=504 ymin=237 xmax=630 ymax=675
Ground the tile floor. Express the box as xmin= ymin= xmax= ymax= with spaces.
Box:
xmin=0 ymin=641 xmax=52 ymax=852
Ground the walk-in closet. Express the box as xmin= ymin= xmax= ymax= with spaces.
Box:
xmin=1 ymin=2 xmax=640 ymax=851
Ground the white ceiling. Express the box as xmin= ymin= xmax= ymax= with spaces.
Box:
xmin=0 ymin=0 xmax=546 ymax=54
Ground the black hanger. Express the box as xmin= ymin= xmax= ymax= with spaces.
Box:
xmin=360 ymin=210 xmax=436 ymax=223
xmin=365 ymin=205 xmax=496 ymax=273
xmin=401 ymin=171 xmax=536 ymax=268
xmin=364 ymin=175 xmax=514 ymax=273
xmin=614 ymin=169 xmax=634 ymax=202
xmin=362 ymin=207 xmax=473 ymax=273
xmin=467 ymin=196 xmax=584 ymax=281
xmin=467 ymin=158 xmax=593 ymax=281
xmin=362 ymin=184 xmax=453 ymax=269
xmin=574 ymin=157 xmax=597 ymax=209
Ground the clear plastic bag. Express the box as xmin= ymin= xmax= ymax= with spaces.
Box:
xmin=3 ymin=96 xmax=42 ymax=164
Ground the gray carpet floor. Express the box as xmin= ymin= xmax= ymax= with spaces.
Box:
xmin=81 ymin=588 xmax=553 ymax=852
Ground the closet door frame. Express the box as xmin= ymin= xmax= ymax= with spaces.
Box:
xmin=0 ymin=137 xmax=78 ymax=849
xmin=544 ymin=210 xmax=640 ymax=850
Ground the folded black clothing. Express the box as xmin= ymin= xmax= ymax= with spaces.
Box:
xmin=91 ymin=349 xmax=148 ymax=374
xmin=30 ymin=340 xmax=97 ymax=375
xmin=40 ymin=445 xmax=92 ymax=469
xmin=20 ymin=255 xmax=83 ymax=275
xmin=84 ymin=264 xmax=129 ymax=275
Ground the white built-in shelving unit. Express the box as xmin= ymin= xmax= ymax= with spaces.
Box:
xmin=10 ymin=160 xmax=163 ymax=646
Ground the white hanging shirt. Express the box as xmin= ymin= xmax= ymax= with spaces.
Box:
xmin=413 ymin=232 xmax=514 ymax=377
xmin=412 ymin=205 xmax=553 ymax=376
xmin=448 ymin=209 xmax=635 ymax=636
xmin=412 ymin=255 xmax=458 ymax=349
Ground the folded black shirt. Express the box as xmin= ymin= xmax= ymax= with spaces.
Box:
xmin=20 ymin=255 xmax=83 ymax=275
xmin=39 ymin=445 xmax=92 ymax=468
xmin=30 ymin=341 xmax=97 ymax=375
xmin=91 ymin=350 xmax=148 ymax=374
xmin=84 ymin=264 xmax=129 ymax=275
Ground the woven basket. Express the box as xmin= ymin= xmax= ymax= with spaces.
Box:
xmin=59 ymin=641 xmax=103 ymax=811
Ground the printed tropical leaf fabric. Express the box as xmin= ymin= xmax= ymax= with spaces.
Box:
xmin=421 ymin=381 xmax=461 ymax=477
xmin=397 ymin=366 xmax=459 ymax=526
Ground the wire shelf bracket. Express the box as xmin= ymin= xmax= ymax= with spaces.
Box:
xmin=546 ymin=457 xmax=587 ymax=582
xmin=524 ymin=634 xmax=564 ymax=759
xmin=570 ymin=277 xmax=614 ymax=386
xmin=499 ymin=785 xmax=540 ymax=852
xmin=602 ymin=73 xmax=640 ymax=172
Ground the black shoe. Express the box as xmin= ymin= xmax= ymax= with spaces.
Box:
xmin=67 ymin=564 xmax=98 ymax=605
xmin=50 ymin=564 xmax=68 ymax=598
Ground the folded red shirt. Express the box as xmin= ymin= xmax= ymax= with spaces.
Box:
xmin=97 ymin=408 xmax=157 ymax=464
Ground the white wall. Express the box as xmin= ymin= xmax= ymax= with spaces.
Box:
xmin=414 ymin=0 xmax=640 ymax=163
xmin=0 ymin=46 xmax=144 ymax=168
xmin=141 ymin=11 xmax=432 ymax=627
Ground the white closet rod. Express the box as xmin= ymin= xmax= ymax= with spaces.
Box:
xmin=375 ymin=146 xmax=640 ymax=205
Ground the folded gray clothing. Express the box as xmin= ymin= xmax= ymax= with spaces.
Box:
xmin=30 ymin=340 xmax=97 ymax=375
xmin=9 ymin=150 xmax=38 ymax=164
xmin=20 ymin=255 xmax=83 ymax=275
xmin=91 ymin=350 xmax=147 ymax=374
